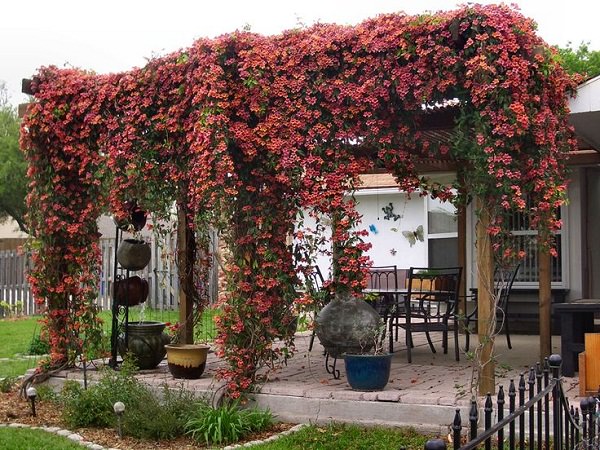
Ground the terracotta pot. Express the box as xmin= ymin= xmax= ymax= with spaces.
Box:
xmin=165 ymin=344 xmax=210 ymax=379
xmin=117 ymin=239 xmax=151 ymax=271
xmin=114 ymin=276 xmax=148 ymax=307
xmin=118 ymin=321 xmax=170 ymax=370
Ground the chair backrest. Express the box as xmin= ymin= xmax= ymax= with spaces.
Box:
xmin=494 ymin=263 xmax=520 ymax=310
xmin=367 ymin=265 xmax=399 ymax=291
xmin=406 ymin=266 xmax=463 ymax=318
xmin=306 ymin=265 xmax=325 ymax=292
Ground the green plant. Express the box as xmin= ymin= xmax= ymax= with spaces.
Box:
xmin=61 ymin=357 xmax=148 ymax=428
xmin=34 ymin=383 xmax=59 ymax=403
xmin=0 ymin=376 xmax=17 ymax=393
xmin=28 ymin=333 xmax=50 ymax=355
xmin=185 ymin=401 xmax=274 ymax=445
xmin=60 ymin=357 xmax=205 ymax=440
xmin=121 ymin=384 xmax=204 ymax=440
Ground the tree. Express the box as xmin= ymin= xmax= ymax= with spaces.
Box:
xmin=557 ymin=41 xmax=600 ymax=79
xmin=0 ymin=82 xmax=28 ymax=234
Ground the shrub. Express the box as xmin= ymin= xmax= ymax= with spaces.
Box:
xmin=185 ymin=401 xmax=274 ymax=445
xmin=0 ymin=376 xmax=17 ymax=393
xmin=34 ymin=384 xmax=59 ymax=403
xmin=60 ymin=357 xmax=205 ymax=440
xmin=122 ymin=384 xmax=203 ymax=440
xmin=28 ymin=334 xmax=50 ymax=355
xmin=61 ymin=357 xmax=149 ymax=428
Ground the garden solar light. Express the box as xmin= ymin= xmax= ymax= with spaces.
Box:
xmin=26 ymin=386 xmax=37 ymax=416
xmin=113 ymin=401 xmax=125 ymax=438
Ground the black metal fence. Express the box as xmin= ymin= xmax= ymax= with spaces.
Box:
xmin=423 ymin=354 xmax=598 ymax=450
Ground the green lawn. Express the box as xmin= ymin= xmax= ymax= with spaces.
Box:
xmin=251 ymin=423 xmax=435 ymax=450
xmin=0 ymin=426 xmax=87 ymax=449
xmin=0 ymin=316 xmax=44 ymax=378
xmin=0 ymin=307 xmax=218 ymax=378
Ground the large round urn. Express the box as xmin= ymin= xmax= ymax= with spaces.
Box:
xmin=315 ymin=296 xmax=382 ymax=358
xmin=117 ymin=239 xmax=151 ymax=271
xmin=118 ymin=321 xmax=170 ymax=370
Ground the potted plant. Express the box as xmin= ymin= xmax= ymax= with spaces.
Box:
xmin=343 ymin=322 xmax=393 ymax=391
xmin=164 ymin=322 xmax=211 ymax=379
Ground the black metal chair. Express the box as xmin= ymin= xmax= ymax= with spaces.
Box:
xmin=366 ymin=265 xmax=400 ymax=318
xmin=392 ymin=266 xmax=462 ymax=363
xmin=462 ymin=263 xmax=520 ymax=351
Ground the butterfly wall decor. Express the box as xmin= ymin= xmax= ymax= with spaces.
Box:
xmin=368 ymin=224 xmax=379 ymax=234
xmin=402 ymin=225 xmax=424 ymax=247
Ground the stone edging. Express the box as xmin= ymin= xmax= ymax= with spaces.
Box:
xmin=223 ymin=423 xmax=308 ymax=449
xmin=1 ymin=421 xmax=308 ymax=449
xmin=0 ymin=422 xmax=113 ymax=450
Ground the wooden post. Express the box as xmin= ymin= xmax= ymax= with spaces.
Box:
xmin=457 ymin=204 xmax=467 ymax=316
xmin=476 ymin=205 xmax=495 ymax=394
xmin=538 ymin=244 xmax=552 ymax=359
xmin=177 ymin=205 xmax=194 ymax=344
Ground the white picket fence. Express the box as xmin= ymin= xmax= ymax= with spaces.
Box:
xmin=0 ymin=246 xmax=36 ymax=316
xmin=0 ymin=234 xmax=218 ymax=317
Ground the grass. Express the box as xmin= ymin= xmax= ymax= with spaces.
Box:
xmin=251 ymin=423 xmax=435 ymax=449
xmin=0 ymin=306 xmax=218 ymax=378
xmin=0 ymin=426 xmax=87 ymax=449
xmin=0 ymin=316 xmax=44 ymax=378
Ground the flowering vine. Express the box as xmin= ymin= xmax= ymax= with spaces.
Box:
xmin=21 ymin=4 xmax=576 ymax=395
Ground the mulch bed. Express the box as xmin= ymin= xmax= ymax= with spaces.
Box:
xmin=0 ymin=386 xmax=293 ymax=449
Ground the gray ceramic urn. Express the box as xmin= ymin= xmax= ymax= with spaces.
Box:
xmin=315 ymin=295 xmax=382 ymax=357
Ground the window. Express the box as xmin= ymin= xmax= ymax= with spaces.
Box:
xmin=427 ymin=196 xmax=458 ymax=267
xmin=507 ymin=206 xmax=565 ymax=286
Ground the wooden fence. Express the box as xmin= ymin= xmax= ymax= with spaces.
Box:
xmin=0 ymin=245 xmax=36 ymax=316
xmin=0 ymin=234 xmax=219 ymax=317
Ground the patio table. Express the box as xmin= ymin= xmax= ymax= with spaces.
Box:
xmin=553 ymin=299 xmax=600 ymax=376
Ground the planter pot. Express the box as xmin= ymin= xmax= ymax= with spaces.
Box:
xmin=113 ymin=201 xmax=147 ymax=232
xmin=118 ymin=321 xmax=170 ymax=370
xmin=114 ymin=276 xmax=148 ymax=307
xmin=344 ymin=353 xmax=393 ymax=391
xmin=117 ymin=239 xmax=151 ymax=271
xmin=315 ymin=295 xmax=381 ymax=358
xmin=164 ymin=344 xmax=210 ymax=379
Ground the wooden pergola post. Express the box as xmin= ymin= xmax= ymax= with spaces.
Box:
xmin=476 ymin=204 xmax=495 ymax=394
xmin=457 ymin=204 xmax=467 ymax=316
xmin=538 ymin=245 xmax=552 ymax=359
xmin=177 ymin=205 xmax=194 ymax=344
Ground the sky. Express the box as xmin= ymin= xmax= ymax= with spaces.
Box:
xmin=2 ymin=0 xmax=599 ymax=107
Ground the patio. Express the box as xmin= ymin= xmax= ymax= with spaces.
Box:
xmin=45 ymin=330 xmax=579 ymax=434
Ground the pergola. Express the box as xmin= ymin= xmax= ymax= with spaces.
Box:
xmin=19 ymin=4 xmax=575 ymax=397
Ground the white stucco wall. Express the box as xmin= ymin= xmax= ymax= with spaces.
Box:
xmin=299 ymin=189 xmax=428 ymax=278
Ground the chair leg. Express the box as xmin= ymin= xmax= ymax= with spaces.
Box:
xmin=388 ymin=317 xmax=394 ymax=353
xmin=442 ymin=328 xmax=448 ymax=354
xmin=424 ymin=331 xmax=436 ymax=354
xmin=309 ymin=329 xmax=316 ymax=352
xmin=454 ymin=325 xmax=460 ymax=361
xmin=505 ymin=321 xmax=512 ymax=350
xmin=464 ymin=319 xmax=471 ymax=352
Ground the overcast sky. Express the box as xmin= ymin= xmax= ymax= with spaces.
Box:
xmin=2 ymin=0 xmax=599 ymax=107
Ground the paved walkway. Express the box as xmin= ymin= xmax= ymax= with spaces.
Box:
xmin=48 ymin=331 xmax=580 ymax=433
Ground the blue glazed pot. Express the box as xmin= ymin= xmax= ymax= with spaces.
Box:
xmin=344 ymin=353 xmax=392 ymax=391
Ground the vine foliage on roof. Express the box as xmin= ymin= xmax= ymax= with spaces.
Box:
xmin=20 ymin=4 xmax=576 ymax=397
